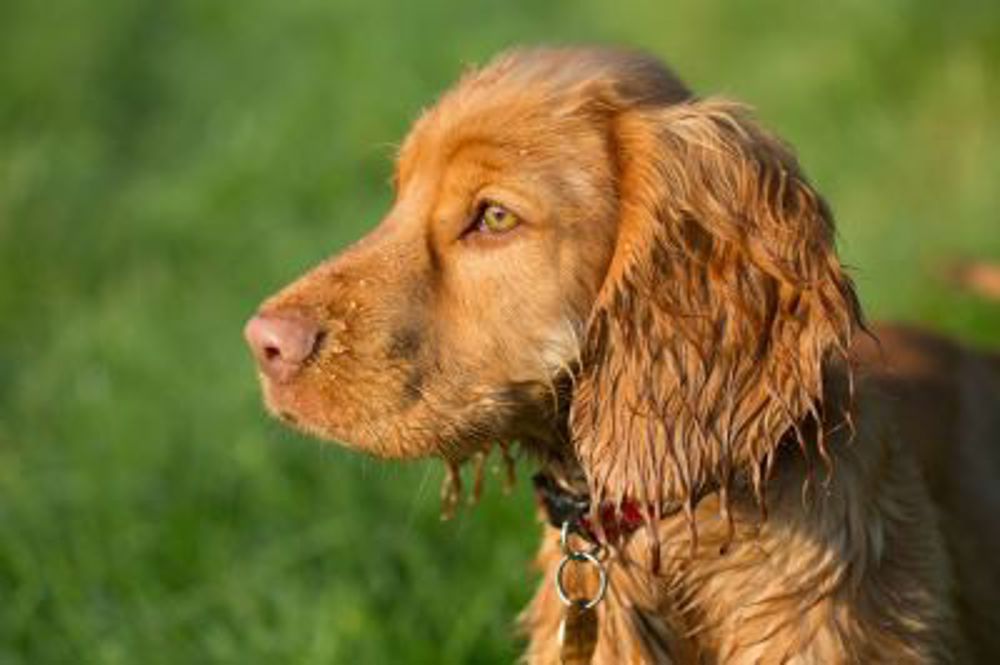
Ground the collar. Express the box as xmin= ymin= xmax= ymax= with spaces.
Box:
xmin=532 ymin=471 xmax=649 ymax=544
xmin=533 ymin=435 xmax=803 ymax=550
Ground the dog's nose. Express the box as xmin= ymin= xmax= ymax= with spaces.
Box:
xmin=244 ymin=313 xmax=323 ymax=382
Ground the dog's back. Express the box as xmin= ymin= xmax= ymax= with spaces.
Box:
xmin=857 ymin=323 xmax=1000 ymax=659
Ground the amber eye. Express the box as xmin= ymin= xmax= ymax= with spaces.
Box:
xmin=476 ymin=203 xmax=520 ymax=234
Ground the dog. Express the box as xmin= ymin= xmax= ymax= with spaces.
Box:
xmin=244 ymin=47 xmax=1000 ymax=663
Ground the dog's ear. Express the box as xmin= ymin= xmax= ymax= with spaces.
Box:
xmin=571 ymin=100 xmax=862 ymax=529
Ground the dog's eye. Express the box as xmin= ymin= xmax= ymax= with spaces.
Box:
xmin=476 ymin=203 xmax=520 ymax=234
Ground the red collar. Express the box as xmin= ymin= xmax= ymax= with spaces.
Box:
xmin=532 ymin=472 xmax=648 ymax=544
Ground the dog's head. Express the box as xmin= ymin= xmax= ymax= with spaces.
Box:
xmin=245 ymin=47 xmax=861 ymax=510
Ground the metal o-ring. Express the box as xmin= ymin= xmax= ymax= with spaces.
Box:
xmin=555 ymin=551 xmax=608 ymax=609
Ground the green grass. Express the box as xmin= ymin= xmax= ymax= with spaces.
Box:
xmin=0 ymin=1 xmax=998 ymax=662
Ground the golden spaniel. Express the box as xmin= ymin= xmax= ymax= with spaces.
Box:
xmin=245 ymin=47 xmax=1000 ymax=663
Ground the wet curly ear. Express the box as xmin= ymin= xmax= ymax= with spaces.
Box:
xmin=570 ymin=99 xmax=862 ymax=535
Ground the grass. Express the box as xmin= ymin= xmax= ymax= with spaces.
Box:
xmin=0 ymin=0 xmax=998 ymax=662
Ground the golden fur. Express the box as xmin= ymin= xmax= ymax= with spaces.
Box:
xmin=247 ymin=47 xmax=1000 ymax=662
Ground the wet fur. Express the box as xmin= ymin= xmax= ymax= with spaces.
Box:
xmin=249 ymin=47 xmax=1000 ymax=663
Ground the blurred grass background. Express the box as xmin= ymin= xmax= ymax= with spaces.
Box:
xmin=0 ymin=0 xmax=997 ymax=662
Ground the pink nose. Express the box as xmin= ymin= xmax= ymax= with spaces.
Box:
xmin=244 ymin=313 xmax=323 ymax=383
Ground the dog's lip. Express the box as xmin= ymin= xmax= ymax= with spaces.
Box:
xmin=262 ymin=359 xmax=306 ymax=384
xmin=258 ymin=374 xmax=297 ymax=416
xmin=259 ymin=376 xmax=357 ymax=443
xmin=262 ymin=386 xmax=337 ymax=441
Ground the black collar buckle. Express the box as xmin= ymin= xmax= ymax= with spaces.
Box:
xmin=532 ymin=472 xmax=590 ymax=533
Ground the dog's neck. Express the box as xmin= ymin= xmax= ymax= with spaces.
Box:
xmin=532 ymin=436 xmax=802 ymax=557
xmin=533 ymin=358 xmax=857 ymax=532
xmin=524 ymin=379 xmax=902 ymax=663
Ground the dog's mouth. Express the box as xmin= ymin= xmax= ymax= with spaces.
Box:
xmin=255 ymin=339 xmax=581 ymax=513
